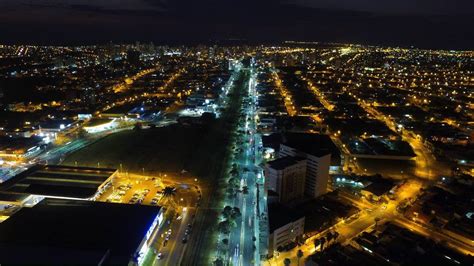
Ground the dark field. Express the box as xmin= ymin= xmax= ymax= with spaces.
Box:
xmin=63 ymin=123 xmax=227 ymax=179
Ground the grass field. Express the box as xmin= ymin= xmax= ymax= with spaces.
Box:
xmin=63 ymin=122 xmax=225 ymax=179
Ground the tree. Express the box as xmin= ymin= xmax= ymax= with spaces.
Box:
xmin=159 ymin=186 xmax=177 ymax=209
xmin=228 ymin=177 xmax=239 ymax=187
xmin=222 ymin=206 xmax=233 ymax=219
xmin=222 ymin=238 xmax=229 ymax=245
xmin=297 ymin=250 xmax=303 ymax=266
xmin=314 ymin=239 xmax=321 ymax=250
xmin=284 ymin=258 xmax=291 ymax=266
xmin=218 ymin=220 xmax=231 ymax=234
xmin=231 ymin=207 xmax=241 ymax=220
xmin=230 ymin=167 xmax=239 ymax=176
xmin=326 ymin=232 xmax=334 ymax=243
xmin=226 ymin=187 xmax=235 ymax=196
xmin=242 ymin=185 xmax=249 ymax=194
xmin=320 ymin=237 xmax=326 ymax=251
xmin=213 ymin=257 xmax=224 ymax=266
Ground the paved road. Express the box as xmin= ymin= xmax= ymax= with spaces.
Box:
xmin=226 ymin=69 xmax=262 ymax=266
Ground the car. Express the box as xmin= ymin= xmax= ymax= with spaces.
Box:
xmin=182 ymin=237 xmax=188 ymax=244
xmin=157 ymin=253 xmax=163 ymax=260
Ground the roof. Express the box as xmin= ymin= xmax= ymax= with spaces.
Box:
xmin=266 ymin=156 xmax=305 ymax=170
xmin=363 ymin=179 xmax=395 ymax=196
xmin=262 ymin=133 xmax=340 ymax=163
xmin=0 ymin=165 xmax=117 ymax=199
xmin=281 ymin=132 xmax=335 ymax=157
xmin=83 ymin=118 xmax=114 ymax=127
xmin=0 ymin=191 xmax=30 ymax=204
xmin=268 ymin=203 xmax=304 ymax=232
xmin=0 ymin=198 xmax=161 ymax=265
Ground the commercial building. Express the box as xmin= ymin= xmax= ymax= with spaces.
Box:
xmin=262 ymin=133 xmax=338 ymax=198
xmin=267 ymin=203 xmax=305 ymax=258
xmin=360 ymin=178 xmax=396 ymax=202
xmin=83 ymin=118 xmax=117 ymax=133
xmin=280 ymin=142 xmax=331 ymax=198
xmin=264 ymin=156 xmax=306 ymax=203
xmin=0 ymin=198 xmax=163 ymax=265
xmin=0 ymin=164 xmax=117 ymax=200
xmin=38 ymin=119 xmax=79 ymax=142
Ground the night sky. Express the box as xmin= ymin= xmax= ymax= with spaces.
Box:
xmin=0 ymin=0 xmax=473 ymax=49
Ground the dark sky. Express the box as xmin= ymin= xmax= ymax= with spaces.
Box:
xmin=0 ymin=0 xmax=473 ymax=49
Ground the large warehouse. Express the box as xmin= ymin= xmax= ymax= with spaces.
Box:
xmin=0 ymin=198 xmax=163 ymax=265
xmin=0 ymin=164 xmax=117 ymax=201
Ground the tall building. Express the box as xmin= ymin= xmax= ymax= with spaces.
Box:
xmin=264 ymin=156 xmax=306 ymax=203
xmin=279 ymin=140 xmax=331 ymax=198
xmin=267 ymin=203 xmax=305 ymax=258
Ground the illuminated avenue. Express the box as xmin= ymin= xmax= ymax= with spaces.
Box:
xmin=0 ymin=43 xmax=472 ymax=265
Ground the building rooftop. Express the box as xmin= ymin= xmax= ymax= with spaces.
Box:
xmin=268 ymin=203 xmax=304 ymax=233
xmin=0 ymin=191 xmax=30 ymax=205
xmin=0 ymin=198 xmax=161 ymax=265
xmin=309 ymin=243 xmax=389 ymax=266
xmin=0 ymin=164 xmax=116 ymax=199
xmin=266 ymin=156 xmax=305 ymax=170
xmin=83 ymin=118 xmax=114 ymax=127
xmin=281 ymin=132 xmax=335 ymax=157
xmin=362 ymin=178 xmax=395 ymax=197
xmin=262 ymin=132 xmax=340 ymax=163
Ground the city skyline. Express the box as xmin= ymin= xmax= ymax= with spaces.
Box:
xmin=0 ymin=1 xmax=473 ymax=49
xmin=0 ymin=2 xmax=472 ymax=265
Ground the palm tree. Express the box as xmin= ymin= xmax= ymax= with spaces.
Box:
xmin=297 ymin=250 xmax=303 ymax=266
xmin=314 ymin=238 xmax=321 ymax=250
xmin=284 ymin=258 xmax=291 ymax=266
xmin=326 ymin=232 xmax=334 ymax=244
xmin=320 ymin=237 xmax=326 ymax=251
xmin=375 ymin=217 xmax=381 ymax=227
xmin=159 ymin=186 xmax=177 ymax=209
